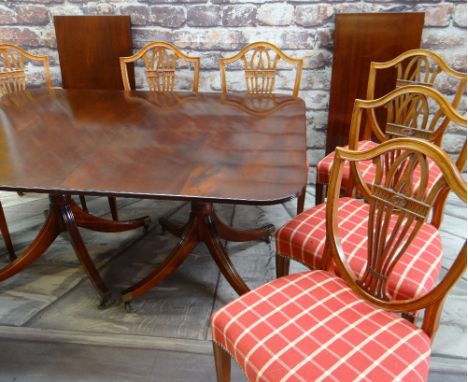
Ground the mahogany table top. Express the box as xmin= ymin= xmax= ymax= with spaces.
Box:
xmin=0 ymin=89 xmax=307 ymax=205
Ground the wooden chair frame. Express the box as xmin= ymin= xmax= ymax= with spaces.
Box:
xmin=0 ymin=44 xmax=52 ymax=96
xmin=120 ymin=41 xmax=200 ymax=92
xmin=219 ymin=42 xmax=303 ymax=97
xmin=315 ymin=49 xmax=467 ymax=205
xmin=326 ymin=138 xmax=466 ymax=339
xmin=349 ymin=85 xmax=467 ymax=227
xmin=367 ymin=49 xmax=467 ymax=110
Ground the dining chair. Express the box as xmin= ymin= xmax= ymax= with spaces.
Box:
xmin=0 ymin=44 xmax=52 ymax=96
xmin=120 ymin=41 xmax=200 ymax=92
xmin=212 ymin=138 xmax=467 ymax=382
xmin=275 ymin=85 xmax=467 ymax=291
xmin=0 ymin=44 xmax=52 ymax=260
xmin=119 ymin=42 xmax=201 ymax=227
xmin=315 ymin=49 xmax=467 ymax=205
xmin=220 ymin=42 xmax=306 ymax=214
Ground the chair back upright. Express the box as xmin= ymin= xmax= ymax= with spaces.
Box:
xmin=120 ymin=42 xmax=200 ymax=93
xmin=326 ymin=138 xmax=467 ymax=339
xmin=0 ymin=44 xmax=51 ymax=96
xmin=220 ymin=42 xmax=303 ymax=97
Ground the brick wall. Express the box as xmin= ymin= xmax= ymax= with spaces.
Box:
xmin=1 ymin=1 xmax=466 ymax=182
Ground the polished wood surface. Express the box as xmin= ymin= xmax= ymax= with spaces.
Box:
xmin=326 ymin=13 xmax=424 ymax=155
xmin=0 ymin=89 xmax=307 ymax=303
xmin=54 ymin=16 xmax=134 ymax=90
xmin=0 ymin=89 xmax=306 ymax=204
xmin=120 ymin=41 xmax=200 ymax=92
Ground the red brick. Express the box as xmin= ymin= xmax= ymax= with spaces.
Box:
xmin=0 ymin=27 xmax=42 ymax=47
xmin=16 ymin=5 xmax=50 ymax=25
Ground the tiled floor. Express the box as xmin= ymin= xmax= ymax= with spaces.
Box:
xmin=0 ymin=188 xmax=465 ymax=381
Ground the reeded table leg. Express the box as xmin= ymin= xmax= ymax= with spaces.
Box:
xmin=0 ymin=194 xmax=148 ymax=308
xmin=122 ymin=201 xmax=274 ymax=304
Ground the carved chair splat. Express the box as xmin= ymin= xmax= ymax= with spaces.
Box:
xmin=120 ymin=41 xmax=200 ymax=92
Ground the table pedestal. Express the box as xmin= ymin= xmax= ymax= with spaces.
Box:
xmin=0 ymin=194 xmax=149 ymax=308
xmin=121 ymin=201 xmax=274 ymax=305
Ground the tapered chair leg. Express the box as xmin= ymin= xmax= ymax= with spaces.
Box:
xmin=275 ymin=254 xmax=290 ymax=278
xmin=108 ymin=196 xmax=118 ymax=221
xmin=315 ymin=182 xmax=324 ymax=205
xmin=79 ymin=195 xmax=88 ymax=212
xmin=297 ymin=186 xmax=306 ymax=215
xmin=213 ymin=342 xmax=231 ymax=382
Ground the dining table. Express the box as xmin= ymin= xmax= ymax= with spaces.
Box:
xmin=0 ymin=88 xmax=307 ymax=308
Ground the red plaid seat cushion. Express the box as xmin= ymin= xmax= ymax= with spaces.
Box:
xmin=275 ymin=198 xmax=442 ymax=300
xmin=212 ymin=270 xmax=431 ymax=382
xmin=316 ymin=140 xmax=442 ymax=191
xmin=316 ymin=140 xmax=378 ymax=185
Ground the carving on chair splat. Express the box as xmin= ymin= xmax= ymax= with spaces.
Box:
xmin=120 ymin=42 xmax=200 ymax=93
xmin=0 ymin=49 xmax=27 ymax=95
xmin=358 ymin=149 xmax=443 ymax=300
xmin=220 ymin=42 xmax=303 ymax=97
xmin=242 ymin=46 xmax=280 ymax=95
xmin=395 ymin=55 xmax=440 ymax=88
xmin=143 ymin=47 xmax=178 ymax=93
xmin=0 ymin=45 xmax=51 ymax=97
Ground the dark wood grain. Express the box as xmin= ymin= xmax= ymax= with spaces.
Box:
xmin=0 ymin=89 xmax=307 ymax=205
xmin=325 ymin=12 xmax=424 ymax=154
xmin=54 ymin=16 xmax=135 ymax=90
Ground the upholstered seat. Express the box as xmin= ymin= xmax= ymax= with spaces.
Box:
xmin=212 ymin=270 xmax=431 ymax=382
xmin=276 ymin=197 xmax=442 ymax=300
xmin=213 ymin=138 xmax=467 ymax=382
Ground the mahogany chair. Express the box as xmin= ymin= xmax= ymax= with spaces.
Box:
xmin=120 ymin=41 xmax=200 ymax=92
xmin=275 ymin=85 xmax=466 ymax=287
xmin=220 ymin=42 xmax=306 ymax=214
xmin=212 ymin=138 xmax=467 ymax=382
xmin=315 ymin=49 xmax=467 ymax=205
xmin=0 ymin=44 xmax=52 ymax=260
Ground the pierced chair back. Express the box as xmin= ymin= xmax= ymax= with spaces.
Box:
xmin=326 ymin=138 xmax=467 ymax=339
xmin=120 ymin=42 xmax=200 ymax=92
xmin=352 ymin=85 xmax=467 ymax=170
xmin=0 ymin=44 xmax=51 ymax=96
xmin=349 ymin=85 xmax=467 ymax=227
xmin=367 ymin=49 xmax=467 ymax=110
xmin=220 ymin=42 xmax=303 ymax=97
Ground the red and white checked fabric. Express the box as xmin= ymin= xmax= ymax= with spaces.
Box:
xmin=316 ymin=140 xmax=378 ymax=185
xmin=275 ymin=198 xmax=443 ymax=300
xmin=212 ymin=270 xmax=431 ymax=382
xmin=316 ymin=140 xmax=442 ymax=191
